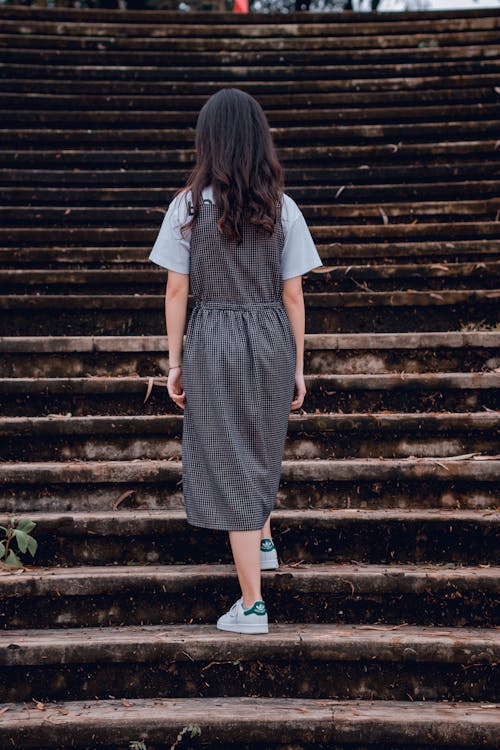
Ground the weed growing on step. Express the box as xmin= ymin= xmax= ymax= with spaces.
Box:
xmin=0 ymin=516 xmax=37 ymax=568
xmin=127 ymin=724 xmax=201 ymax=750
xmin=170 ymin=725 xmax=202 ymax=749
xmin=460 ymin=319 xmax=498 ymax=332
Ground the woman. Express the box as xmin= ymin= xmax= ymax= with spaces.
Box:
xmin=149 ymin=88 xmax=323 ymax=634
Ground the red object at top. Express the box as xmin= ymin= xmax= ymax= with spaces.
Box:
xmin=233 ymin=0 xmax=249 ymax=12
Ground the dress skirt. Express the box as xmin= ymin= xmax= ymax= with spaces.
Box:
xmin=181 ymin=299 xmax=296 ymax=531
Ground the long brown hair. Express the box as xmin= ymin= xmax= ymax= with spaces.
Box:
xmin=177 ymin=88 xmax=284 ymax=244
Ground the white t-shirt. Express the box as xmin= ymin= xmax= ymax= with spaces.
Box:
xmin=149 ymin=185 xmax=323 ymax=280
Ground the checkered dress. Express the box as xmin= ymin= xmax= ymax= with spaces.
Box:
xmin=181 ymin=196 xmax=296 ymax=531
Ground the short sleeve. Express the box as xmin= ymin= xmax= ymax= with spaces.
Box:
xmin=280 ymin=209 xmax=323 ymax=280
xmin=148 ymin=192 xmax=191 ymax=274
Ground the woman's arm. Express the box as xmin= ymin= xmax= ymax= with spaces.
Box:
xmin=282 ymin=275 xmax=307 ymax=410
xmin=165 ymin=270 xmax=189 ymax=409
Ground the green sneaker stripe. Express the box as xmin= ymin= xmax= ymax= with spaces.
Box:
xmin=243 ymin=600 xmax=267 ymax=615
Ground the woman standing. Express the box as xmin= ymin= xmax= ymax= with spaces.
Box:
xmin=149 ymin=88 xmax=323 ymax=634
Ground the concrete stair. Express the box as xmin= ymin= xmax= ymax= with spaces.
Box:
xmin=0 ymin=4 xmax=498 ymax=749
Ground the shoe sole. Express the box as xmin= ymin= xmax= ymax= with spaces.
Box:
xmin=260 ymin=561 xmax=279 ymax=570
xmin=260 ymin=550 xmax=279 ymax=570
xmin=216 ymin=622 xmax=269 ymax=634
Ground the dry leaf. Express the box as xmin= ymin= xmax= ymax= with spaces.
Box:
xmin=144 ymin=377 xmax=155 ymax=404
xmin=378 ymin=207 xmax=389 ymax=225
xmin=112 ymin=490 xmax=135 ymax=510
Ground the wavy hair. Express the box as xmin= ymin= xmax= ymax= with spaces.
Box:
xmin=176 ymin=88 xmax=284 ymax=244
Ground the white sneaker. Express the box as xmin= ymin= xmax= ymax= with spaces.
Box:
xmin=216 ymin=596 xmax=269 ymax=634
xmin=260 ymin=537 xmax=279 ymax=570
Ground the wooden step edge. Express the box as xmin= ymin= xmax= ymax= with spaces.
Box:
xmin=1 ymin=331 xmax=498 ymax=352
xmin=1 ymin=47 xmax=499 ymax=63
xmin=0 ymin=695 xmax=498 ymax=749
xmin=1 ymin=562 xmax=498 ymax=596
xmin=1 ymin=373 xmax=497 ymax=393
xmin=1 ymin=7 xmax=499 ymax=21
xmin=0 ymin=85 xmax=498 ymax=101
xmin=16 ymin=220 xmax=494 ymax=236
xmin=1 ymin=19 xmax=499 ymax=39
xmin=0 ymin=622 xmax=498 ymax=667
xmin=1 ymin=260 xmax=499 ymax=284
xmin=0 ymin=507 xmax=497 ymax=530
xmin=1 ymin=119 xmax=499 ymax=140
xmin=1 ymin=5 xmax=499 ymax=20
xmin=0 ymin=412 xmax=498 ymax=437
xmin=1 ymin=198 xmax=499 ymax=213
xmin=3 ymin=239 xmax=496 ymax=256
xmin=0 ymin=458 xmax=498 ymax=484
xmin=5 ymin=176 xmax=494 ymax=193
xmin=4 ymin=65 xmax=499 ymax=81
xmin=0 ymin=290 xmax=498 ymax=309
xmin=0 ymin=139 xmax=497 ymax=158
xmin=3 ymin=102 xmax=500 ymax=121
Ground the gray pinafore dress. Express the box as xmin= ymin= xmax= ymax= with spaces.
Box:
xmin=181 ymin=195 xmax=296 ymax=531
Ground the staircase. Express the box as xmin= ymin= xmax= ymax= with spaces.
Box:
xmin=0 ymin=4 xmax=499 ymax=748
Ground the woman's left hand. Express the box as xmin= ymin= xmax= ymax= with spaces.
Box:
xmin=167 ymin=366 xmax=186 ymax=409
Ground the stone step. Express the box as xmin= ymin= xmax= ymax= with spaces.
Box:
xmin=0 ymin=412 xmax=497 ymax=462
xmin=0 ymin=622 xmax=497 ymax=703
xmin=2 ymin=17 xmax=498 ymax=41
xmin=1 ymin=43 xmax=499 ymax=70
xmin=0 ymin=508 xmax=497 ymax=566
xmin=2 ymin=196 xmax=499 ymax=223
xmin=2 ymin=13 xmax=499 ymax=37
xmin=1 ymin=84 xmax=498 ymax=110
xmin=4 ymin=239 xmax=497 ymax=267
xmin=4 ymin=69 xmax=498 ymax=94
xmin=0 ymin=561 xmax=497 ymax=629
xmin=2 ymin=458 xmax=496 ymax=485
xmin=1 ymin=23 xmax=498 ymax=50
xmin=0 ymin=695 xmax=498 ymax=750
xmin=0 ymin=290 xmax=497 ymax=335
xmin=1 ymin=332 xmax=497 ymax=377
xmin=0 ymin=261 xmax=498 ymax=294
xmin=0 ymin=140 xmax=496 ymax=169
xmin=1 ymin=71 xmax=497 ymax=96
xmin=2 ymin=175 xmax=499 ymax=203
xmin=1 ymin=466 xmax=496 ymax=514
xmin=1 ymin=373 xmax=497 ymax=415
xmin=0 ymin=457 xmax=497 ymax=514
xmin=2 ymin=220 xmax=498 ymax=252
xmin=4 ymin=55 xmax=500 ymax=78
xmin=2 ymin=119 xmax=498 ymax=148
xmin=3 ymin=188 xmax=499 ymax=214
xmin=4 ymin=102 xmax=500 ymax=128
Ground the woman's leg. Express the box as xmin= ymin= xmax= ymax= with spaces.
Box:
xmin=228 ymin=530 xmax=262 ymax=609
xmin=260 ymin=514 xmax=272 ymax=541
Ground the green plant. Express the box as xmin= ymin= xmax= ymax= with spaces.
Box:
xmin=0 ymin=517 xmax=38 ymax=568
xmin=170 ymin=724 xmax=202 ymax=749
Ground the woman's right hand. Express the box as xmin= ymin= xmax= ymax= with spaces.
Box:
xmin=290 ymin=371 xmax=306 ymax=411
xmin=167 ymin=366 xmax=186 ymax=410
